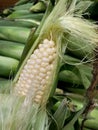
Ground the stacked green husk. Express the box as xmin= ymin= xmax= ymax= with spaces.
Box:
xmin=0 ymin=0 xmax=98 ymax=130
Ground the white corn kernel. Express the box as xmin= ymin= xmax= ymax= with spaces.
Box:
xmin=34 ymin=98 xmax=40 ymax=103
xmin=43 ymin=44 xmax=49 ymax=49
xmin=41 ymin=62 xmax=49 ymax=67
xmin=40 ymin=85 xmax=46 ymax=91
xmin=46 ymin=48 xmax=51 ymax=54
xmin=22 ymin=69 xmax=27 ymax=74
xmin=37 ymin=91 xmax=43 ymax=96
xmin=36 ymin=52 xmax=42 ymax=58
xmin=34 ymin=49 xmax=39 ymax=55
xmin=40 ymin=68 xmax=47 ymax=73
xmin=46 ymin=76 xmax=50 ymax=80
xmin=24 ymin=65 xmax=28 ymax=70
xmin=39 ymin=48 xmax=45 ymax=52
xmin=34 ymin=64 xmax=40 ymax=69
xmin=49 ymin=55 xmax=54 ymax=62
xmin=29 ymin=74 xmax=34 ymax=78
xmin=36 ymin=76 xmax=42 ymax=81
xmin=42 ymin=52 xmax=49 ymax=57
xmin=41 ymin=79 xmax=46 ymax=85
xmin=30 ymin=54 xmax=37 ymax=60
xmin=46 ymin=66 xmax=52 ymax=71
xmin=42 ymin=57 xmax=49 ymax=63
xmin=28 ymin=60 xmax=35 ymax=66
xmin=27 ymin=79 xmax=32 ymax=84
xmin=36 ymin=95 xmax=42 ymax=100
xmin=51 ymin=48 xmax=56 ymax=53
xmin=33 ymin=69 xmax=39 ymax=74
xmin=24 ymin=73 xmax=30 ymax=78
xmin=32 ymin=80 xmax=40 ymax=85
xmin=39 ymin=73 xmax=46 ymax=78
xmin=36 ymin=59 xmax=42 ymax=64
xmin=43 ymin=39 xmax=49 ymax=44
xmin=25 ymin=84 xmax=31 ymax=88
xmin=47 ymin=71 xmax=51 ymax=76
xmin=49 ymin=40 xmax=55 ymax=47
xmin=38 ymin=43 xmax=43 ymax=48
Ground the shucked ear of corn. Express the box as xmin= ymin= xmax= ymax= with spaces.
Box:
xmin=0 ymin=0 xmax=98 ymax=130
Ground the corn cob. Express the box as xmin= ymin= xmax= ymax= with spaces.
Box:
xmin=14 ymin=38 xmax=57 ymax=104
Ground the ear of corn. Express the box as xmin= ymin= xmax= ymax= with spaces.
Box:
xmin=0 ymin=26 xmax=30 ymax=43
xmin=15 ymin=0 xmax=31 ymax=6
xmin=7 ymin=12 xmax=44 ymax=20
xmin=0 ymin=40 xmax=24 ymax=60
xmin=0 ymin=0 xmax=98 ymax=130
xmin=30 ymin=1 xmax=46 ymax=13
xmin=0 ymin=18 xmax=40 ymax=28
xmin=0 ymin=56 xmax=19 ymax=77
xmin=13 ymin=3 xmax=33 ymax=10
xmin=13 ymin=0 xmax=97 ymax=106
xmin=14 ymin=38 xmax=61 ymax=105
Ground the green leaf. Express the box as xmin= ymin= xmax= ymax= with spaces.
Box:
xmin=50 ymin=99 xmax=70 ymax=130
xmin=77 ymin=66 xmax=91 ymax=89
xmin=63 ymin=108 xmax=84 ymax=130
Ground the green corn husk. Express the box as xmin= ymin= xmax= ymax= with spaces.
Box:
xmin=30 ymin=1 xmax=46 ymax=13
xmin=50 ymin=99 xmax=70 ymax=130
xmin=0 ymin=0 xmax=98 ymax=130
xmin=0 ymin=56 xmax=19 ymax=78
xmin=15 ymin=0 xmax=33 ymax=6
xmin=14 ymin=18 xmax=40 ymax=27
xmin=65 ymin=92 xmax=98 ymax=130
xmin=13 ymin=3 xmax=33 ymax=10
xmin=0 ymin=26 xmax=30 ymax=43
xmin=79 ymin=107 xmax=98 ymax=130
xmin=0 ymin=19 xmax=40 ymax=28
xmin=59 ymin=55 xmax=93 ymax=88
xmin=7 ymin=12 xmax=44 ymax=20
xmin=0 ymin=40 xmax=24 ymax=60
xmin=59 ymin=70 xmax=82 ymax=85
xmin=7 ymin=10 xmax=32 ymax=18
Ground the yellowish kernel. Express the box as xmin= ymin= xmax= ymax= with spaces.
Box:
xmin=40 ymin=68 xmax=47 ymax=73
